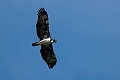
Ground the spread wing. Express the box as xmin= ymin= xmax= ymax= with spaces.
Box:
xmin=36 ymin=8 xmax=57 ymax=69
xmin=36 ymin=8 xmax=51 ymax=40
xmin=40 ymin=44 xmax=57 ymax=69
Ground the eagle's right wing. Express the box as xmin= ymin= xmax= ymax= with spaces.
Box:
xmin=40 ymin=44 xmax=57 ymax=69
xmin=36 ymin=8 xmax=51 ymax=40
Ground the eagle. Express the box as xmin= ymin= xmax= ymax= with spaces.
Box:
xmin=32 ymin=8 xmax=57 ymax=69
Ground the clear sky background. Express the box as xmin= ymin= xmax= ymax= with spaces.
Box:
xmin=0 ymin=0 xmax=120 ymax=80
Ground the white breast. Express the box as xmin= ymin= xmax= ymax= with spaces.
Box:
xmin=40 ymin=37 xmax=51 ymax=46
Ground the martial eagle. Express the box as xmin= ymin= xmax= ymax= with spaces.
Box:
xmin=32 ymin=8 xmax=57 ymax=69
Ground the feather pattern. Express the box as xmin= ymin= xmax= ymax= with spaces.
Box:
xmin=32 ymin=7 xmax=57 ymax=69
xmin=36 ymin=8 xmax=50 ymax=40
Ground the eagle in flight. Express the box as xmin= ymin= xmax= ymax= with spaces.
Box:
xmin=32 ymin=8 xmax=57 ymax=69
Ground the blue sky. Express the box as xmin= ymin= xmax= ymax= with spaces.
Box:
xmin=0 ymin=0 xmax=120 ymax=80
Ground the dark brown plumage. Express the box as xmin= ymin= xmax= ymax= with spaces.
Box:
xmin=32 ymin=8 xmax=57 ymax=69
xmin=36 ymin=8 xmax=50 ymax=40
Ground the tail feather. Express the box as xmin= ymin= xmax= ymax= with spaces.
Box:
xmin=32 ymin=42 xmax=39 ymax=46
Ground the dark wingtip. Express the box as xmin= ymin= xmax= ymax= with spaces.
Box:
xmin=37 ymin=7 xmax=46 ymax=16
xmin=48 ymin=60 xmax=57 ymax=69
xmin=48 ymin=65 xmax=54 ymax=69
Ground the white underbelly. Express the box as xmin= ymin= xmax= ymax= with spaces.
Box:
xmin=40 ymin=40 xmax=51 ymax=46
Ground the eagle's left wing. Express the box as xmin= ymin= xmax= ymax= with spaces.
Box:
xmin=40 ymin=44 xmax=57 ymax=69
